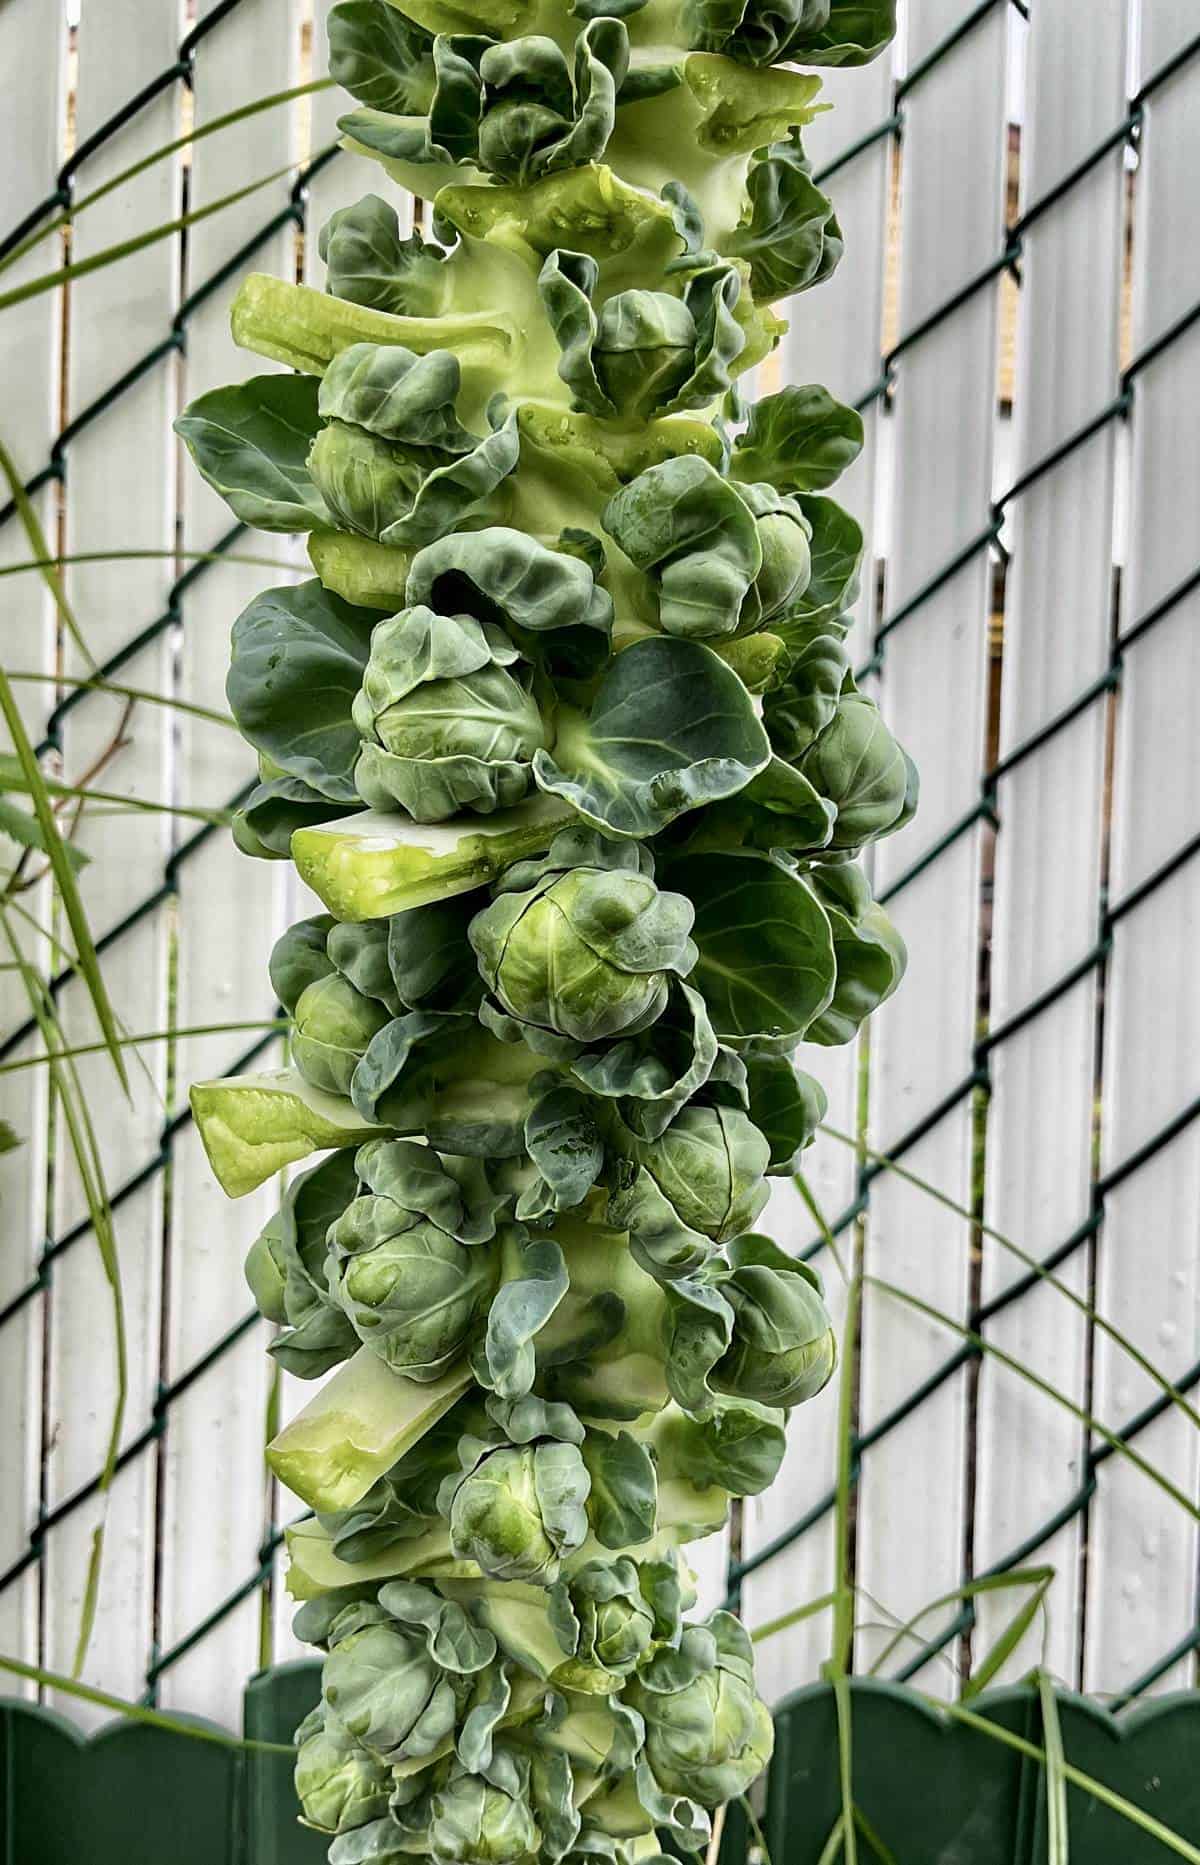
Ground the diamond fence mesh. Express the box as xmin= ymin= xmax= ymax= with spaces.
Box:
xmin=0 ymin=0 xmax=1197 ymax=1729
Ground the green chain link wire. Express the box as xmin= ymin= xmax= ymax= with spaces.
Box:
xmin=2 ymin=0 xmax=1198 ymax=1711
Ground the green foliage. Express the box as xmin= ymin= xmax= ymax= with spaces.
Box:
xmin=181 ymin=0 xmax=906 ymax=1857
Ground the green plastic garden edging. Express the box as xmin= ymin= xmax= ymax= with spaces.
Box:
xmin=4 ymin=1671 xmax=1199 ymax=1863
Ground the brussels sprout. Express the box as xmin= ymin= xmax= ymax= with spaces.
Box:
xmin=439 ymin=1398 xmax=592 ymax=1586
xmin=292 ymin=970 xmax=392 ymax=1097
xmin=338 ymin=16 xmax=628 ymax=192
xmin=318 ymin=195 xmax=450 ymax=319
xmin=318 ymin=342 xmax=474 ymax=454
xmin=627 ymin=1613 xmax=774 ymax=1808
xmin=737 ymin=481 xmax=813 ymax=627
xmin=539 ymin=250 xmax=747 ymax=422
xmin=431 ymin=1768 xmax=541 ymax=1865
xmin=244 ymin=1212 xmax=288 ymax=1324
xmin=445 ymin=1440 xmax=589 ymax=1585
xmin=327 ymin=1195 xmax=500 ymax=1379
xmin=616 ymin=1102 xmax=771 ymax=1249
xmin=547 ymin=1556 xmax=656 ymax=1684
xmin=789 ymin=694 xmax=915 ymax=852
xmin=602 ymin=458 xmax=812 ymax=641
xmin=712 ymin=1238 xmax=835 ymax=1408
xmin=268 ymin=911 xmax=336 ymax=1013
xmin=309 ymin=418 xmax=423 ymax=539
xmin=321 ymin=1618 xmax=460 ymax=1762
xmin=652 ymin=1395 xmax=786 ymax=1497
xmin=352 ymin=608 xmax=550 ymax=820
xmin=594 ymin=290 xmax=698 ymax=420
xmin=253 ymin=1150 xmax=362 ymax=1380
xmin=317 ymin=1582 xmax=496 ymax=1771
xmin=294 ymin=1705 xmax=392 ymax=1834
xmin=469 ymin=829 xmax=696 ymax=1045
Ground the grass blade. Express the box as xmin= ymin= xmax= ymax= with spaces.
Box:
xmin=924 ymin=1695 xmax=1200 ymax=1863
xmin=1 ymin=909 xmax=127 ymax=1669
xmin=961 ymin=1571 xmax=1054 ymax=1699
xmin=0 ymin=432 xmax=95 ymax=666
xmin=833 ymin=1671 xmax=858 ymax=1865
xmin=815 ymin=1814 xmax=846 ymax=1865
xmin=0 ymin=547 xmax=294 ymax=581
xmin=6 ymin=667 xmax=237 ymax=730
xmin=1039 ymin=1671 xmax=1070 ymax=1865
xmin=751 ymin=1590 xmax=839 ymax=1646
xmin=0 ymin=1654 xmax=294 ymax=1754
xmin=868 ymin=1565 xmax=1054 ymax=1680
xmin=0 ymin=761 xmax=230 ymax=826
xmin=0 ymin=673 xmax=129 ymax=1095
xmin=0 ymin=1017 xmax=286 ymax=1077
xmin=819 ymin=1120 xmax=1200 ymax=1436
xmin=0 ymin=79 xmax=335 ymax=278
xmin=0 ymin=150 xmax=334 ymax=315
xmin=866 ymin=1274 xmax=1200 ymax=1522
xmin=853 ymin=1805 xmax=899 ymax=1865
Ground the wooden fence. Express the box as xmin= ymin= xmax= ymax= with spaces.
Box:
xmin=1 ymin=0 xmax=1197 ymax=1737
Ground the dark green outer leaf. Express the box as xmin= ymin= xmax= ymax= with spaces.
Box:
xmin=773 ymin=493 xmax=863 ymax=643
xmin=175 ymin=375 xmax=330 ymax=532
xmin=232 ymin=775 xmax=353 ymax=860
xmin=533 ymin=635 xmax=770 ymax=839
xmin=581 ymin=1430 xmax=658 ymax=1547
xmin=319 ymin=195 xmax=449 ymax=318
xmin=405 ymin=523 xmax=612 ymax=638
xmin=726 ymin=135 xmax=842 ymax=304
xmin=744 ymin=1050 xmax=826 ymax=1171
xmin=805 ymin=861 xmax=906 ymax=1044
xmin=227 ymin=580 xmax=383 ymax=803
xmin=601 ymin=454 xmax=762 ymax=640
xmin=731 ymin=383 xmax=863 ymax=492
xmin=328 ymin=0 xmax=436 ymax=113
xmin=524 ymin=1085 xmax=605 ymax=1208
xmin=666 ymin=850 xmax=835 ymax=1047
xmin=269 ymin=913 xmax=335 ymax=1015
xmin=475 ymin=1232 xmax=569 ymax=1400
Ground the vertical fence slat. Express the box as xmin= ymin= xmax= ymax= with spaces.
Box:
xmin=1084 ymin=4 xmax=1200 ymax=1699
xmin=42 ymin=0 xmax=182 ymax=1723
xmin=159 ymin=0 xmax=300 ymax=1726
xmin=973 ymin=0 xmax=1127 ymax=1689
xmin=857 ymin=0 xmax=1008 ymax=1685
xmin=0 ymin=0 xmax=69 ymax=1695
xmin=741 ymin=50 xmax=895 ymax=1698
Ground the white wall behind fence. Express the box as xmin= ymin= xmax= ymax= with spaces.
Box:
xmin=1 ymin=0 xmax=1197 ymax=1731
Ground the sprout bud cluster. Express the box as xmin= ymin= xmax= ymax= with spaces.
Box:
xmin=184 ymin=2 xmax=905 ymax=1858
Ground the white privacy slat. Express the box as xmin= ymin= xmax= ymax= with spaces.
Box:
xmin=42 ymin=0 xmax=182 ymax=1725
xmin=973 ymin=0 xmax=1127 ymax=1689
xmin=856 ymin=0 xmax=1007 ymax=1685
xmin=158 ymin=0 xmax=300 ymax=1725
xmin=1084 ymin=2 xmax=1200 ymax=1699
xmin=0 ymin=0 xmax=69 ymax=1696
xmin=740 ymin=49 xmax=895 ymax=1703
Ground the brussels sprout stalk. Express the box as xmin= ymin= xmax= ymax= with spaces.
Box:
xmin=181 ymin=0 xmax=906 ymax=1856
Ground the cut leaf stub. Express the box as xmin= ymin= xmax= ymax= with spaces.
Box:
xmin=179 ymin=0 xmax=908 ymax=1857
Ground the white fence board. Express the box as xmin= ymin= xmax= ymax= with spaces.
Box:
xmin=5 ymin=0 xmax=1200 ymax=1726
xmin=741 ymin=47 xmax=896 ymax=1703
xmin=973 ymin=0 xmax=1127 ymax=1689
xmin=43 ymin=0 xmax=182 ymax=1725
xmin=857 ymin=0 xmax=1007 ymax=1685
xmin=0 ymin=0 xmax=69 ymax=1697
xmin=1084 ymin=0 xmax=1200 ymax=1700
xmin=158 ymin=0 xmax=300 ymax=1726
